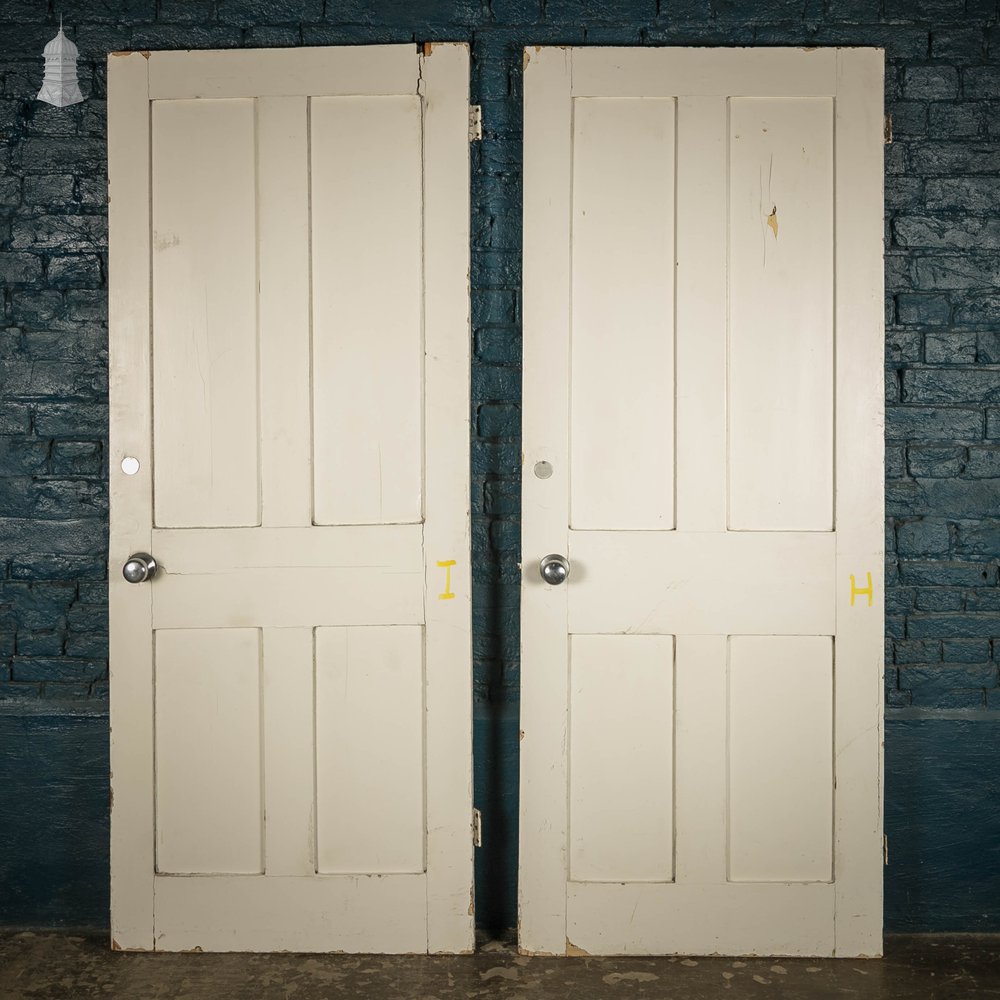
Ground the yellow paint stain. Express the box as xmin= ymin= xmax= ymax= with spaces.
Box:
xmin=524 ymin=45 xmax=545 ymax=69
xmin=437 ymin=559 xmax=456 ymax=600
xmin=850 ymin=571 xmax=873 ymax=607
xmin=767 ymin=205 xmax=779 ymax=239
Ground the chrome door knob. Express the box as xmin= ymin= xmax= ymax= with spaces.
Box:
xmin=539 ymin=553 xmax=570 ymax=586
xmin=123 ymin=552 xmax=157 ymax=584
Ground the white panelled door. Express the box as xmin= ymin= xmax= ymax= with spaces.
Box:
xmin=520 ymin=47 xmax=884 ymax=957
xmin=108 ymin=45 xmax=472 ymax=953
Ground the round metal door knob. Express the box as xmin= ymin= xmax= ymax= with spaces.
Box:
xmin=539 ymin=553 xmax=570 ymax=586
xmin=123 ymin=552 xmax=157 ymax=584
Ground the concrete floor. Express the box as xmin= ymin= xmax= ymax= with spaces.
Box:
xmin=1 ymin=933 xmax=998 ymax=1000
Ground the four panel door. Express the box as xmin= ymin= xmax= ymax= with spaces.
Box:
xmin=520 ymin=47 xmax=885 ymax=957
xmin=108 ymin=44 xmax=473 ymax=953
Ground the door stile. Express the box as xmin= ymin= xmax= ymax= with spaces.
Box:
xmin=674 ymin=97 xmax=728 ymax=534
xmin=674 ymin=636 xmax=728 ymax=886
xmin=519 ymin=46 xmax=573 ymax=957
xmin=257 ymin=95 xmax=312 ymax=529
xmin=108 ymin=51 xmax=154 ymax=951
xmin=261 ymin=627 xmax=314 ymax=876
xmin=420 ymin=43 xmax=474 ymax=954
xmin=832 ymin=48 xmax=885 ymax=958
xmin=255 ymin=95 xmax=315 ymax=881
xmin=672 ymin=96 xmax=731 ymax=896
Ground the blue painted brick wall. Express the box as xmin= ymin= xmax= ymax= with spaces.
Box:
xmin=2 ymin=0 xmax=1000 ymax=933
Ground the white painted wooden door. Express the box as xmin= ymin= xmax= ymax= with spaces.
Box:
xmin=520 ymin=47 xmax=884 ymax=957
xmin=108 ymin=45 xmax=472 ymax=953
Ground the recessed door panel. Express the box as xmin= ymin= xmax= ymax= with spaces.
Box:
xmin=728 ymin=635 xmax=834 ymax=883
xmin=570 ymin=98 xmax=676 ymax=531
xmin=728 ymin=98 xmax=835 ymax=531
xmin=316 ymin=626 xmax=425 ymax=875
xmin=569 ymin=634 xmax=674 ymax=883
xmin=154 ymin=627 xmax=262 ymax=875
xmin=311 ymin=96 xmax=424 ymax=527
xmin=151 ymin=99 xmax=259 ymax=529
